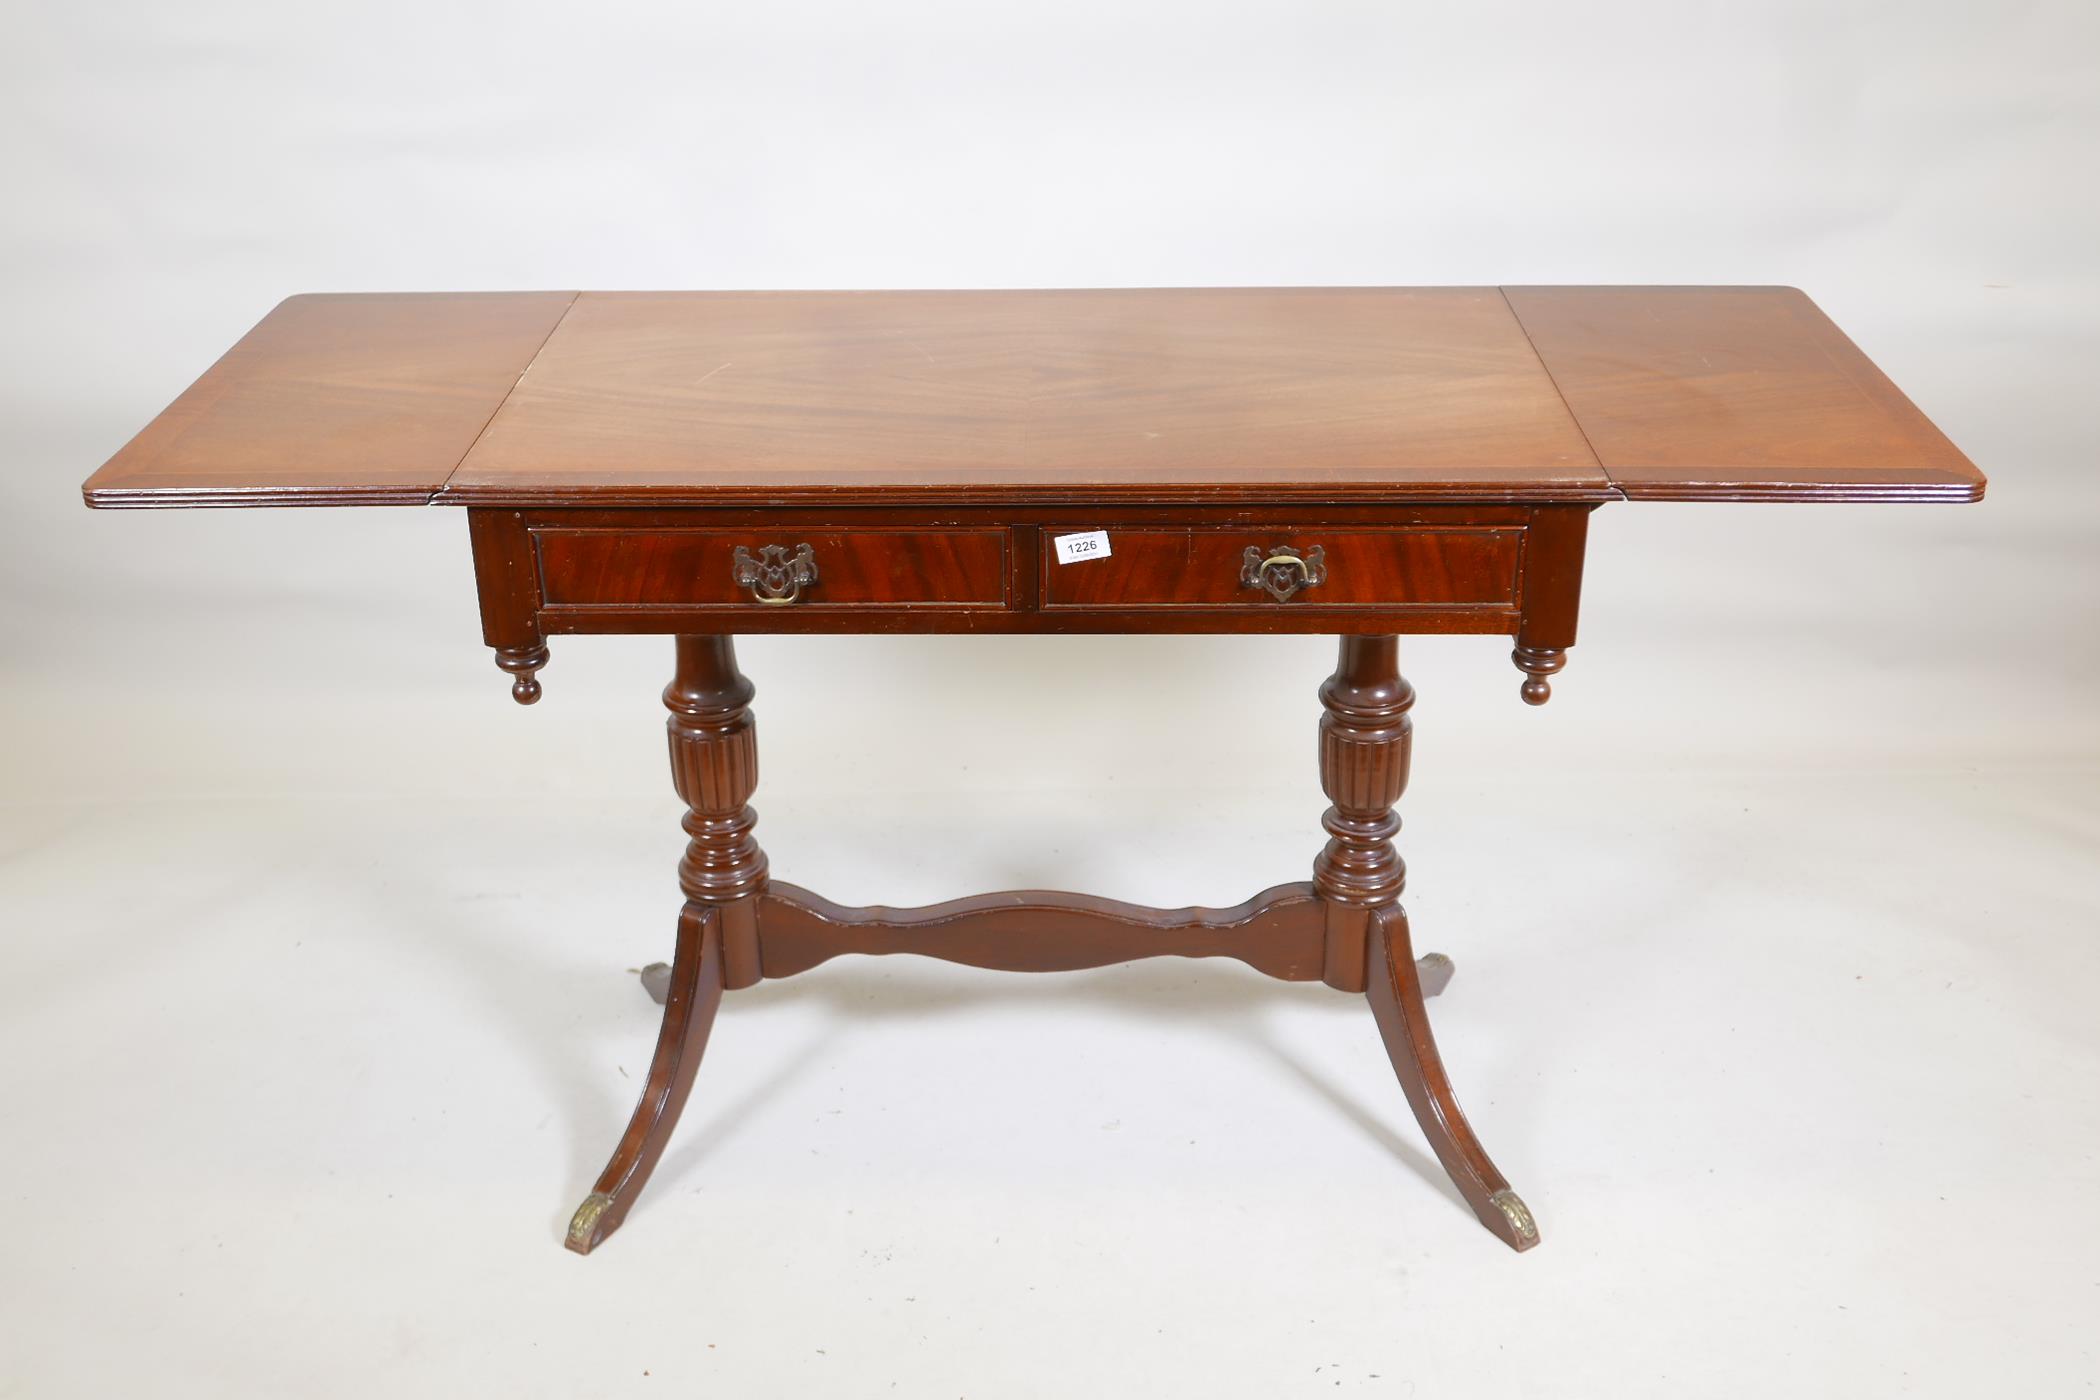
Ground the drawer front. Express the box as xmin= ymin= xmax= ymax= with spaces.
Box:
xmin=537 ymin=528 xmax=1010 ymax=608
xmin=1040 ymin=528 xmax=1522 ymax=609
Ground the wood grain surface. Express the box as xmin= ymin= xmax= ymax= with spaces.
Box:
xmin=1040 ymin=527 xmax=1521 ymax=609
xmin=473 ymin=504 xmax=1557 ymax=641
xmin=536 ymin=526 xmax=1010 ymax=608
xmin=1503 ymin=285 xmax=1984 ymax=501
xmin=447 ymin=288 xmax=1606 ymax=504
xmin=84 ymin=287 xmax=1984 ymax=507
xmin=83 ymin=292 xmax=576 ymax=506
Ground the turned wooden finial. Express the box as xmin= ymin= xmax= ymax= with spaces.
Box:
xmin=1510 ymin=644 xmax=1565 ymax=706
xmin=494 ymin=644 xmax=549 ymax=705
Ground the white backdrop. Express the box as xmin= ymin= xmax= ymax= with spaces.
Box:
xmin=3 ymin=2 xmax=2096 ymax=1396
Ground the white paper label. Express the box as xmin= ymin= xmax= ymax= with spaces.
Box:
xmin=1052 ymin=530 xmax=1112 ymax=564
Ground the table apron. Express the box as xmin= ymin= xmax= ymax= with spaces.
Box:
xmin=468 ymin=503 xmax=1591 ymax=644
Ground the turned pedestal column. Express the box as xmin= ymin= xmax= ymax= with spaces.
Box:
xmin=666 ymin=635 xmax=767 ymax=991
xmin=1314 ymin=635 xmax=1412 ymax=994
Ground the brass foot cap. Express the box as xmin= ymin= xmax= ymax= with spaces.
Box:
xmin=566 ymin=1192 xmax=615 ymax=1255
xmin=1490 ymin=1189 xmax=1541 ymax=1251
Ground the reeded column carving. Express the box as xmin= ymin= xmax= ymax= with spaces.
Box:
xmin=666 ymin=636 xmax=766 ymax=987
xmin=1314 ymin=635 xmax=1413 ymax=991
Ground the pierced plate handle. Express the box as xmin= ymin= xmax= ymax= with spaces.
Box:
xmin=732 ymin=543 xmax=819 ymax=605
xmin=1241 ymin=544 xmax=1327 ymax=602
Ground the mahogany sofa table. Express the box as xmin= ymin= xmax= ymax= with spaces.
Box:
xmin=83 ymin=286 xmax=1984 ymax=1255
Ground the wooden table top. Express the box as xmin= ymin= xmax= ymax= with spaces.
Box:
xmin=83 ymin=286 xmax=1983 ymax=509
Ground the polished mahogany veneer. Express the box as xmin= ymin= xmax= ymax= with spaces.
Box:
xmin=1503 ymin=285 xmax=1981 ymax=501
xmin=537 ymin=525 xmax=1012 ymax=610
xmin=84 ymin=286 xmax=1984 ymax=508
xmin=1039 ymin=526 xmax=1523 ymax=610
xmin=86 ymin=292 xmax=576 ymax=508
xmin=83 ymin=286 xmax=1983 ymax=1259
xmin=477 ymin=502 xmax=1579 ymax=645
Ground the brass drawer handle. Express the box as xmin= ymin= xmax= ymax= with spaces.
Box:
xmin=1241 ymin=544 xmax=1326 ymax=602
xmin=732 ymin=543 xmax=819 ymax=605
